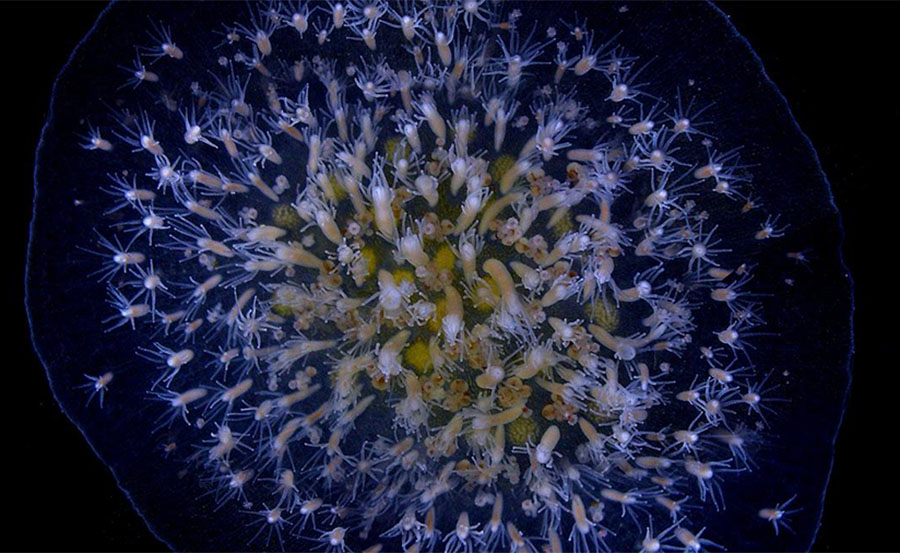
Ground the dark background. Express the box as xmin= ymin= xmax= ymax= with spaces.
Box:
xmin=8 ymin=2 xmax=894 ymax=552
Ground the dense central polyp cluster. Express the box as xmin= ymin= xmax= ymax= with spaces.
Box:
xmin=272 ymin=128 xmax=669 ymax=465
xmin=226 ymin=91 xmax=701 ymax=547
xmin=78 ymin=2 xmax=789 ymax=550
xmin=254 ymin=135 xmax=663 ymax=551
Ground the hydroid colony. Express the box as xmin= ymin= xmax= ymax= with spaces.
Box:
xmin=33 ymin=1 xmax=838 ymax=551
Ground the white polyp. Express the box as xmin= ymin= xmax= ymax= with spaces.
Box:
xmin=507 ymin=55 xmax=522 ymax=88
xmin=455 ymin=191 xmax=484 ymax=233
xmin=460 ymin=242 xmax=477 ymax=284
xmin=399 ymin=232 xmax=429 ymax=267
xmin=455 ymin=119 xmax=471 ymax=156
xmin=401 ymin=16 xmax=415 ymax=41
xmin=478 ymin=192 xmax=522 ymax=236
xmin=420 ymin=98 xmax=446 ymax=142
xmin=415 ymin=174 xmax=439 ymax=206
xmin=574 ymin=55 xmax=595 ymax=76
xmin=483 ymin=258 xmax=523 ymax=316
xmin=629 ymin=120 xmax=655 ymax=135
xmin=333 ymin=3 xmax=345 ymax=28
xmin=451 ymin=157 xmax=468 ymax=194
xmin=335 ymin=107 xmax=349 ymax=142
xmin=362 ymin=114 xmax=375 ymax=151
xmin=363 ymin=28 xmax=376 ymax=51
xmin=378 ymin=270 xmax=403 ymax=312
xmin=394 ymin=157 xmax=409 ymax=182
xmin=435 ymin=32 xmax=452 ymax=66
xmin=610 ymin=83 xmax=630 ymax=102
xmin=494 ymin=108 xmax=509 ymax=151
xmin=372 ymin=185 xmax=397 ymax=240
xmin=307 ymin=134 xmax=321 ymax=174
xmin=536 ymin=425 xmax=560 ymax=465
xmin=442 ymin=285 xmax=464 ymax=343
xmin=143 ymin=215 xmax=165 ymax=230
xmin=484 ymin=97 xmax=501 ymax=126
xmin=292 ymin=12 xmax=308 ymax=33
xmin=500 ymin=159 xmax=530 ymax=194
xmin=315 ymin=209 xmax=343 ymax=245
xmin=403 ymin=123 xmax=421 ymax=153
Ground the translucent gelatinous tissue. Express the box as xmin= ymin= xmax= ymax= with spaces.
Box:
xmin=27 ymin=2 xmax=852 ymax=551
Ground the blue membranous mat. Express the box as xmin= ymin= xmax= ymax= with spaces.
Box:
xmin=27 ymin=2 xmax=852 ymax=551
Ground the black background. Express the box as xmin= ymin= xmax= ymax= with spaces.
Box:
xmin=8 ymin=2 xmax=894 ymax=552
